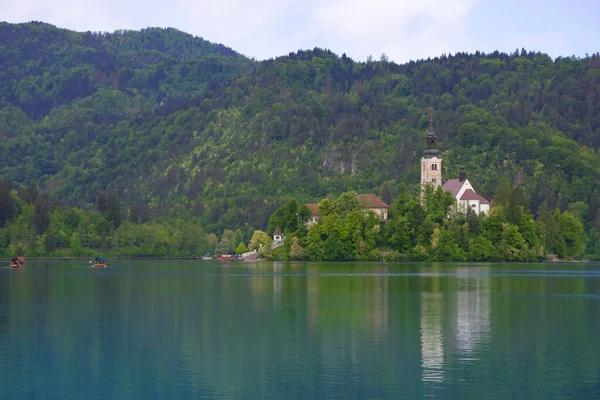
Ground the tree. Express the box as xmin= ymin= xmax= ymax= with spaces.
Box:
xmin=33 ymin=194 xmax=52 ymax=234
xmin=468 ymin=236 xmax=494 ymax=261
xmin=317 ymin=198 xmax=336 ymax=217
xmin=334 ymin=191 xmax=361 ymax=217
xmin=222 ymin=229 xmax=235 ymax=252
xmin=556 ymin=211 xmax=585 ymax=258
xmin=216 ymin=238 xmax=230 ymax=255
xmin=267 ymin=199 xmax=310 ymax=236
xmin=248 ymin=230 xmax=272 ymax=251
xmin=494 ymin=177 xmax=512 ymax=206
xmin=98 ymin=191 xmax=122 ymax=228
xmin=499 ymin=222 xmax=528 ymax=261
xmin=235 ymin=242 xmax=248 ymax=254
xmin=233 ymin=229 xmax=244 ymax=249
xmin=386 ymin=214 xmax=413 ymax=253
xmin=289 ymin=236 xmax=306 ymax=260
xmin=0 ymin=183 xmax=15 ymax=227
xmin=129 ymin=204 xmax=151 ymax=224
xmin=206 ymin=233 xmax=218 ymax=255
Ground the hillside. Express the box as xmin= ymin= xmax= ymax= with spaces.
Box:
xmin=1 ymin=23 xmax=600 ymax=251
xmin=0 ymin=22 xmax=251 ymax=118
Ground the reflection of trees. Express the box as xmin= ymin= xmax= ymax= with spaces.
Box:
xmin=5 ymin=261 xmax=599 ymax=398
xmin=273 ymin=262 xmax=282 ymax=308
xmin=306 ymin=264 xmax=389 ymax=335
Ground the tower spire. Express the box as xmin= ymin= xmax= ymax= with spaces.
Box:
xmin=424 ymin=114 xmax=438 ymax=156
xmin=427 ymin=113 xmax=434 ymax=134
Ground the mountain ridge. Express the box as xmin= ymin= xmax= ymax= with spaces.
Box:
xmin=1 ymin=22 xmax=600 ymax=240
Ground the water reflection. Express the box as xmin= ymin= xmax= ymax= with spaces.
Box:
xmin=420 ymin=292 xmax=445 ymax=385
xmin=1 ymin=261 xmax=599 ymax=400
xmin=455 ymin=266 xmax=491 ymax=358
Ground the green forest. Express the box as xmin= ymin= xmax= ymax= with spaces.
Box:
xmin=1 ymin=22 xmax=600 ymax=260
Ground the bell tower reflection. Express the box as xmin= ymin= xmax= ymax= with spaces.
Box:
xmin=420 ymin=292 xmax=444 ymax=384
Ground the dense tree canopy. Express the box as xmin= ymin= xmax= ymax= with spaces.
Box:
xmin=0 ymin=22 xmax=599 ymax=259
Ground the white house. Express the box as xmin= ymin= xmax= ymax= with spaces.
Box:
xmin=273 ymin=226 xmax=284 ymax=242
xmin=441 ymin=167 xmax=491 ymax=215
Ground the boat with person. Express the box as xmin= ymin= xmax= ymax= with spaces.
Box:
xmin=216 ymin=254 xmax=236 ymax=262
xmin=10 ymin=257 xmax=24 ymax=268
xmin=93 ymin=257 xmax=107 ymax=268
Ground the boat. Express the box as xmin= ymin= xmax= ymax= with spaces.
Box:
xmin=93 ymin=257 xmax=107 ymax=268
xmin=216 ymin=254 xmax=235 ymax=262
xmin=10 ymin=257 xmax=24 ymax=269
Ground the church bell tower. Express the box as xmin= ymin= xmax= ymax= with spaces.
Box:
xmin=420 ymin=116 xmax=442 ymax=203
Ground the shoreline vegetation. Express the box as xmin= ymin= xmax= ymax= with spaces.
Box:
xmin=0 ymin=183 xmax=591 ymax=263
xmin=1 ymin=257 xmax=587 ymax=263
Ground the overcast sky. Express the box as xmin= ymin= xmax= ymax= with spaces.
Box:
xmin=1 ymin=0 xmax=598 ymax=63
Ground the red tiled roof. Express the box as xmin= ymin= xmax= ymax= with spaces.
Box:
xmin=442 ymin=179 xmax=466 ymax=197
xmin=358 ymin=194 xmax=389 ymax=209
xmin=459 ymin=189 xmax=490 ymax=204
xmin=477 ymin=194 xmax=490 ymax=205
xmin=274 ymin=226 xmax=282 ymax=235
xmin=306 ymin=204 xmax=319 ymax=217
xmin=460 ymin=189 xmax=480 ymax=201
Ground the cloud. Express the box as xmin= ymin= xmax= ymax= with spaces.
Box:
xmin=0 ymin=0 xmax=480 ymax=62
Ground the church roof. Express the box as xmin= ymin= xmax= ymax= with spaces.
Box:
xmin=477 ymin=195 xmax=490 ymax=205
xmin=442 ymin=179 xmax=466 ymax=197
xmin=305 ymin=194 xmax=388 ymax=217
xmin=460 ymin=189 xmax=491 ymax=204
xmin=306 ymin=204 xmax=319 ymax=217
xmin=460 ymin=189 xmax=480 ymax=200
xmin=273 ymin=226 xmax=282 ymax=236
xmin=358 ymin=194 xmax=389 ymax=209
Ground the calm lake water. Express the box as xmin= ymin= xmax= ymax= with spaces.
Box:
xmin=1 ymin=261 xmax=599 ymax=399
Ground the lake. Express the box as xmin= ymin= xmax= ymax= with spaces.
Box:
xmin=1 ymin=261 xmax=599 ymax=399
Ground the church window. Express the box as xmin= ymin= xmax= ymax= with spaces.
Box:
xmin=432 ymin=178 xmax=436 ymax=183
xmin=431 ymin=164 xmax=437 ymax=171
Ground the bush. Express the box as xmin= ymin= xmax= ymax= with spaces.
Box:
xmin=384 ymin=251 xmax=403 ymax=261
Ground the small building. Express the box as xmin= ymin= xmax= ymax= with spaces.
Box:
xmin=442 ymin=166 xmax=491 ymax=215
xmin=358 ymin=194 xmax=389 ymax=220
xmin=273 ymin=226 xmax=284 ymax=242
xmin=305 ymin=194 xmax=389 ymax=226
xmin=306 ymin=204 xmax=320 ymax=227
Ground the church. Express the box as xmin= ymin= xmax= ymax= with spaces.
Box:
xmin=420 ymin=117 xmax=491 ymax=215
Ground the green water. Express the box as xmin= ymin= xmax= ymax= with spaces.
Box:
xmin=0 ymin=261 xmax=599 ymax=399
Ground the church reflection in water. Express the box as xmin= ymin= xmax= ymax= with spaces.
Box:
xmin=455 ymin=266 xmax=491 ymax=358
xmin=420 ymin=291 xmax=445 ymax=383
xmin=420 ymin=265 xmax=491 ymax=386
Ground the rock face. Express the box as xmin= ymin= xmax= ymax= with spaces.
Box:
xmin=241 ymin=250 xmax=259 ymax=261
xmin=322 ymin=147 xmax=358 ymax=175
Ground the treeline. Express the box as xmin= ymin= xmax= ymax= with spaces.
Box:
xmin=0 ymin=178 xmax=590 ymax=261
xmin=0 ymin=181 xmax=249 ymax=258
xmin=266 ymin=185 xmax=587 ymax=262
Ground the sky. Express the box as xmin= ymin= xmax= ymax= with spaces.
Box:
xmin=1 ymin=0 xmax=598 ymax=63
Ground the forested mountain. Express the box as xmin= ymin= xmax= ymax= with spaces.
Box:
xmin=1 ymin=22 xmax=600 ymax=258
